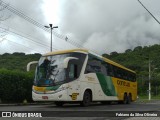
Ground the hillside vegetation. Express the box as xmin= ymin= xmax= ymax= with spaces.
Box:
xmin=0 ymin=45 xmax=160 ymax=103
xmin=103 ymin=44 xmax=160 ymax=96
xmin=0 ymin=53 xmax=41 ymax=103
xmin=0 ymin=52 xmax=41 ymax=71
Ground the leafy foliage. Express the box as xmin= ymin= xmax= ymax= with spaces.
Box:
xmin=103 ymin=44 xmax=160 ymax=96
xmin=0 ymin=52 xmax=41 ymax=103
xmin=0 ymin=69 xmax=34 ymax=103
xmin=0 ymin=52 xmax=41 ymax=71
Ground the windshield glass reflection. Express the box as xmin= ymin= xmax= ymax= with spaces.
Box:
xmin=35 ymin=54 xmax=69 ymax=86
xmin=34 ymin=52 xmax=86 ymax=87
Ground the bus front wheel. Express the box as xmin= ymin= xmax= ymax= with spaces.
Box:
xmin=80 ymin=90 xmax=91 ymax=107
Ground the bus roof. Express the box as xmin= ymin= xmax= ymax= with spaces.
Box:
xmin=43 ymin=49 xmax=88 ymax=56
xmin=102 ymin=57 xmax=135 ymax=73
xmin=43 ymin=49 xmax=135 ymax=73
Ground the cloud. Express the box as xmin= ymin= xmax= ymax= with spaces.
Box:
xmin=1 ymin=0 xmax=160 ymax=54
xmin=0 ymin=0 xmax=52 ymax=54
xmin=59 ymin=0 xmax=160 ymax=54
xmin=0 ymin=0 xmax=76 ymax=54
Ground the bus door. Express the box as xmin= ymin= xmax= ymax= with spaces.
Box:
xmin=67 ymin=60 xmax=81 ymax=101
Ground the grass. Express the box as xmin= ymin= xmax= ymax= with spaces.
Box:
xmin=136 ymin=95 xmax=160 ymax=103
xmin=139 ymin=95 xmax=160 ymax=99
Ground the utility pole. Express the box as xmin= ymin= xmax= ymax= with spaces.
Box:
xmin=45 ymin=24 xmax=58 ymax=52
xmin=148 ymin=58 xmax=158 ymax=101
xmin=148 ymin=59 xmax=151 ymax=100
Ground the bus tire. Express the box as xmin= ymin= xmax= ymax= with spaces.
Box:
xmin=118 ymin=94 xmax=128 ymax=104
xmin=127 ymin=94 xmax=131 ymax=104
xmin=54 ymin=102 xmax=64 ymax=107
xmin=80 ymin=90 xmax=91 ymax=107
xmin=118 ymin=94 xmax=129 ymax=104
xmin=123 ymin=94 xmax=128 ymax=104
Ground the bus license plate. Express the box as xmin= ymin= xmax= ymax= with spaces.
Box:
xmin=42 ymin=96 xmax=48 ymax=99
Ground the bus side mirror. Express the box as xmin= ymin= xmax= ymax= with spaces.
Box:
xmin=63 ymin=57 xmax=79 ymax=68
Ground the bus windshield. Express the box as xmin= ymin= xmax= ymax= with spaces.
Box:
xmin=34 ymin=52 xmax=86 ymax=86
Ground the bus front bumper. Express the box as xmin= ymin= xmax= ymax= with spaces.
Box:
xmin=32 ymin=90 xmax=68 ymax=101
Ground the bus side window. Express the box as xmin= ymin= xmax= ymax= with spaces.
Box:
xmin=85 ymin=57 xmax=92 ymax=73
xmin=123 ymin=71 xmax=128 ymax=80
xmin=69 ymin=64 xmax=78 ymax=79
xmin=101 ymin=65 xmax=107 ymax=75
xmin=131 ymin=74 xmax=136 ymax=82
xmin=85 ymin=60 xmax=102 ymax=73
xmin=106 ymin=64 xmax=114 ymax=76
xmin=133 ymin=75 xmax=136 ymax=82
xmin=113 ymin=66 xmax=118 ymax=78
xmin=85 ymin=64 xmax=93 ymax=73
xmin=101 ymin=62 xmax=108 ymax=75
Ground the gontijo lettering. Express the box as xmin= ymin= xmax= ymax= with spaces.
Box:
xmin=117 ymin=80 xmax=130 ymax=87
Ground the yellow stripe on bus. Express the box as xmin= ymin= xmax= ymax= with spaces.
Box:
xmin=33 ymin=86 xmax=46 ymax=92
xmin=43 ymin=49 xmax=88 ymax=57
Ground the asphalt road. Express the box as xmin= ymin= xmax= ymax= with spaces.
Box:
xmin=0 ymin=102 xmax=160 ymax=120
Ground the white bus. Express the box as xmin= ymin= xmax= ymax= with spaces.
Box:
xmin=32 ymin=49 xmax=137 ymax=106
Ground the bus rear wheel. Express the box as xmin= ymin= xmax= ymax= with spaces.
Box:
xmin=54 ymin=102 xmax=64 ymax=107
xmin=80 ymin=90 xmax=91 ymax=107
xmin=123 ymin=94 xmax=128 ymax=104
xmin=123 ymin=94 xmax=131 ymax=104
xmin=118 ymin=94 xmax=128 ymax=104
xmin=127 ymin=94 xmax=132 ymax=104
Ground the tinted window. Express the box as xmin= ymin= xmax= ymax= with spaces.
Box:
xmin=85 ymin=54 xmax=136 ymax=82
xmin=85 ymin=55 xmax=102 ymax=73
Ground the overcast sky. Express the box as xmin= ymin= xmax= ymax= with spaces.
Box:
xmin=0 ymin=0 xmax=160 ymax=55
